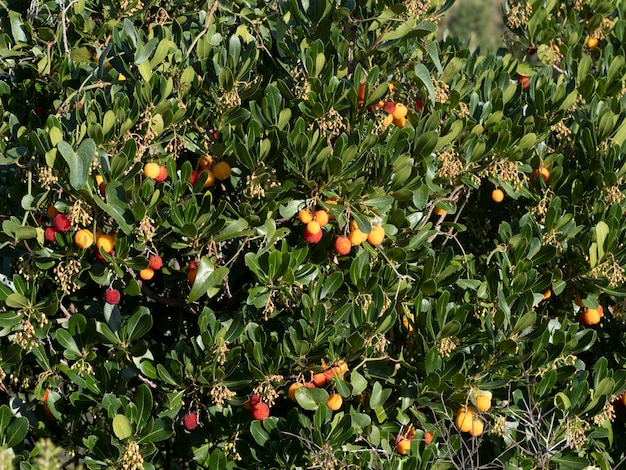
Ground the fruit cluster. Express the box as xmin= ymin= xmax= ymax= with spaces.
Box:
xmin=454 ymin=390 xmax=492 ymax=437
xmin=288 ymin=361 xmax=348 ymax=411
xmin=297 ymin=205 xmax=386 ymax=255
xmin=188 ymin=155 xmax=232 ymax=187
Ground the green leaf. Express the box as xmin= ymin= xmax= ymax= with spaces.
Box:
xmin=93 ymin=181 xmax=134 ymax=234
xmin=188 ymin=257 xmax=229 ymax=302
xmin=250 ymin=420 xmax=269 ymax=446
xmin=121 ymin=307 xmax=153 ymax=343
xmin=138 ymin=418 xmax=173 ymax=443
xmin=5 ymin=416 xmax=28 ymax=448
xmin=113 ymin=414 xmax=133 ymax=440
xmin=414 ymin=63 xmax=436 ymax=105
xmin=595 ymin=221 xmax=609 ymax=261
xmin=4 ymin=293 xmax=29 ymax=309
xmin=135 ymin=385 xmax=153 ymax=427
xmin=57 ymin=139 xmax=96 ymax=190
xmin=295 ymin=386 xmax=328 ymax=411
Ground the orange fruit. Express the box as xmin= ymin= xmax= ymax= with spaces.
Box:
xmin=298 ymin=209 xmax=314 ymax=224
xmin=96 ymin=232 xmax=116 ymax=253
xmin=334 ymin=236 xmax=352 ymax=255
xmin=326 ymin=393 xmax=343 ymax=411
xmin=47 ymin=205 xmax=59 ymax=219
xmin=367 ymin=225 xmax=385 ymax=246
xmin=348 ymin=228 xmax=368 ymax=246
xmin=587 ymin=37 xmax=598 ymax=49
xmin=139 ymin=267 xmax=155 ymax=280
xmin=424 ymin=431 xmax=433 ymax=445
xmin=475 ymin=392 xmax=492 ymax=412
xmin=336 ymin=360 xmax=348 ymax=375
xmin=491 ymin=188 xmax=504 ymax=203
xmin=392 ymin=103 xmax=408 ymax=120
xmin=143 ymin=162 xmax=160 ymax=179
xmin=306 ymin=220 xmax=321 ymax=235
xmin=579 ymin=308 xmax=601 ymax=325
xmin=187 ymin=262 xmax=198 ymax=284
xmin=574 ymin=294 xmax=585 ymax=307
xmin=74 ymin=229 xmax=94 ymax=249
xmin=543 ymin=289 xmax=552 ymax=300
xmin=312 ymin=372 xmax=328 ymax=387
xmin=469 ymin=417 xmax=484 ymax=437
xmin=532 ymin=167 xmax=549 ymax=185
xmin=288 ymin=383 xmax=303 ymax=401
xmin=402 ymin=311 xmax=415 ymax=332
xmin=199 ymin=155 xmax=213 ymax=168
xmin=41 ymin=389 xmax=49 ymax=402
xmin=200 ymin=169 xmax=215 ymax=187
xmin=314 ymin=210 xmax=329 ymax=227
xmin=455 ymin=406 xmax=474 ymax=433
xmin=393 ymin=116 xmax=407 ymax=128
xmin=395 ymin=438 xmax=411 ymax=455
xmin=433 ymin=206 xmax=446 ymax=216
xmin=213 ymin=161 xmax=231 ymax=180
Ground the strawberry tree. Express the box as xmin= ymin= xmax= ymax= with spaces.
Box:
xmin=1 ymin=0 xmax=626 ymax=468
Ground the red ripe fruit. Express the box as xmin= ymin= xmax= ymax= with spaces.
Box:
xmin=251 ymin=402 xmax=270 ymax=421
xmin=104 ymin=288 xmax=121 ymax=305
xmin=53 ymin=213 xmax=71 ymax=232
xmin=148 ymin=254 xmax=163 ymax=270
xmin=304 ymin=227 xmax=323 ymax=243
xmin=154 ymin=165 xmax=168 ymax=182
xmin=188 ymin=170 xmax=199 ymax=185
xmin=182 ymin=412 xmax=198 ymax=431
xmin=383 ymin=101 xmax=396 ymax=114
xmin=45 ymin=226 xmax=58 ymax=243
xmin=334 ymin=236 xmax=352 ymax=255
xmin=518 ymin=75 xmax=530 ymax=89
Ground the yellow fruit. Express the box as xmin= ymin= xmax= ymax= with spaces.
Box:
xmin=326 ymin=393 xmax=343 ymax=411
xmin=543 ymin=289 xmax=552 ymax=300
xmin=139 ymin=267 xmax=155 ymax=280
xmin=491 ymin=188 xmax=504 ymax=203
xmin=213 ymin=161 xmax=231 ymax=180
xmin=382 ymin=113 xmax=394 ymax=127
xmin=298 ymin=209 xmax=314 ymax=224
xmin=395 ymin=438 xmax=411 ymax=455
xmin=199 ymin=155 xmax=213 ymax=168
xmin=349 ymin=229 xmax=368 ymax=246
xmin=314 ymin=210 xmax=329 ymax=227
xmin=475 ymin=391 xmax=492 ymax=412
xmin=143 ymin=162 xmax=160 ymax=179
xmin=579 ymin=308 xmax=601 ymax=326
xmin=96 ymin=232 xmax=116 ymax=253
xmin=307 ymin=220 xmax=321 ymax=235
xmin=118 ymin=73 xmax=126 ymax=81
xmin=587 ymin=37 xmax=598 ymax=49
xmin=469 ymin=417 xmax=484 ymax=436
xmin=367 ymin=225 xmax=385 ymax=246
xmin=434 ymin=206 xmax=446 ymax=216
xmin=336 ymin=360 xmax=348 ymax=375
xmin=74 ymin=229 xmax=94 ymax=249
xmin=392 ymin=103 xmax=408 ymax=120
xmin=455 ymin=406 xmax=474 ymax=433
xmin=288 ymin=383 xmax=303 ymax=402
xmin=402 ymin=312 xmax=415 ymax=332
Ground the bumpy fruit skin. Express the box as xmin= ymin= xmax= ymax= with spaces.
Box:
xmin=53 ymin=214 xmax=71 ymax=232
xmin=45 ymin=226 xmax=58 ymax=243
xmin=288 ymin=383 xmax=303 ymax=401
xmin=213 ymin=161 xmax=231 ymax=180
xmin=298 ymin=209 xmax=314 ymax=224
xmin=587 ymin=37 xmax=598 ymax=48
xmin=334 ymin=236 xmax=352 ymax=255
xmin=143 ymin=162 xmax=160 ymax=179
xmin=182 ymin=413 xmax=198 ymax=431
xmin=148 ymin=255 xmax=163 ymax=270
xmin=312 ymin=372 xmax=328 ymax=387
xmin=383 ymin=101 xmax=396 ymax=114
xmin=104 ymin=288 xmax=121 ymax=305
xmin=314 ymin=210 xmax=329 ymax=227
xmin=251 ymin=402 xmax=270 ymax=420
xmin=367 ymin=226 xmax=385 ymax=246
xmin=139 ymin=267 xmax=155 ymax=280
xmin=455 ymin=406 xmax=474 ymax=433
xmin=349 ymin=228 xmax=368 ymax=246
xmin=304 ymin=227 xmax=323 ymax=243
xmin=395 ymin=438 xmax=411 ymax=455
xmin=491 ymin=189 xmax=504 ymax=203
xmin=306 ymin=220 xmax=321 ymax=235
xmin=154 ymin=165 xmax=168 ymax=182
xmin=74 ymin=229 xmax=94 ymax=249
xmin=326 ymin=393 xmax=343 ymax=411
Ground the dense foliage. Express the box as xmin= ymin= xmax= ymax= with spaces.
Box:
xmin=1 ymin=0 xmax=626 ymax=468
